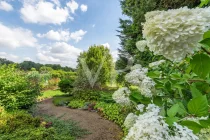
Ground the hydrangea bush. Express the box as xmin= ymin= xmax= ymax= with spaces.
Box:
xmin=113 ymin=6 xmax=210 ymax=140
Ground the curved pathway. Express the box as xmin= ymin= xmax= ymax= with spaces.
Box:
xmin=37 ymin=99 xmax=123 ymax=140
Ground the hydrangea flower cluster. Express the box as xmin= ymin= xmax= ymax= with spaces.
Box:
xmin=136 ymin=104 xmax=144 ymax=112
xmin=112 ymin=87 xmax=131 ymax=106
xmin=136 ymin=40 xmax=147 ymax=52
xmin=149 ymin=60 xmax=166 ymax=68
xmin=125 ymin=64 xmax=155 ymax=97
xmin=125 ymin=104 xmax=170 ymax=140
xmin=170 ymin=123 xmax=198 ymax=140
xmin=124 ymin=113 xmax=138 ymax=129
xmin=125 ymin=104 xmax=199 ymax=140
xmin=142 ymin=7 xmax=210 ymax=62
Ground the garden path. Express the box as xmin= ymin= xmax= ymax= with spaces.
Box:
xmin=37 ymin=99 xmax=122 ymax=140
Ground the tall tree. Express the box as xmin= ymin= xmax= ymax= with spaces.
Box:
xmin=75 ymin=45 xmax=113 ymax=89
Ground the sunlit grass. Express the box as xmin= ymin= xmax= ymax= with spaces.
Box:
xmin=38 ymin=90 xmax=66 ymax=101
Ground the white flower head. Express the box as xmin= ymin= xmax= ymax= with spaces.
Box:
xmin=124 ymin=113 xmax=138 ymax=129
xmin=170 ymin=122 xmax=199 ymax=140
xmin=125 ymin=104 xmax=198 ymax=140
xmin=143 ymin=7 xmax=210 ymax=62
xmin=125 ymin=104 xmax=170 ymax=140
xmin=136 ymin=104 xmax=145 ymax=112
xmin=136 ymin=40 xmax=147 ymax=52
xmin=149 ymin=60 xmax=166 ymax=68
xmin=125 ymin=64 xmax=156 ymax=98
xmin=112 ymin=87 xmax=131 ymax=106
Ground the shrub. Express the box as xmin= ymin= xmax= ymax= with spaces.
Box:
xmin=72 ymin=89 xmax=100 ymax=101
xmin=0 ymin=65 xmax=40 ymax=110
xmin=0 ymin=110 xmax=88 ymax=140
xmin=58 ymin=79 xmax=74 ymax=93
xmin=68 ymin=100 xmax=85 ymax=109
xmin=94 ymin=102 xmax=131 ymax=126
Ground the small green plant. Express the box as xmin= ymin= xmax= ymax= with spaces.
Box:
xmin=94 ymin=102 xmax=130 ymax=126
xmin=68 ymin=100 xmax=85 ymax=109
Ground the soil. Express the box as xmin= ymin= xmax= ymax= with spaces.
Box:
xmin=37 ymin=99 xmax=123 ymax=140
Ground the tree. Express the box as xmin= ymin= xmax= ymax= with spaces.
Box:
xmin=75 ymin=45 xmax=114 ymax=89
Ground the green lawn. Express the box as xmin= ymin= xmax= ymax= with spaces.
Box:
xmin=38 ymin=90 xmax=66 ymax=100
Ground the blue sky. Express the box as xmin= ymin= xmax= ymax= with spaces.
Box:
xmin=0 ymin=0 xmax=124 ymax=68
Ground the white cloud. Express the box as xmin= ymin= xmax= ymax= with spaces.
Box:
xmin=66 ymin=0 xmax=78 ymax=14
xmin=92 ymin=24 xmax=95 ymax=28
xmin=37 ymin=30 xmax=70 ymax=42
xmin=0 ymin=1 xmax=13 ymax=11
xmin=23 ymin=57 xmax=32 ymax=61
xmin=51 ymin=0 xmax=60 ymax=6
xmin=80 ymin=4 xmax=87 ymax=12
xmin=102 ymin=43 xmax=110 ymax=48
xmin=0 ymin=23 xmax=37 ymax=49
xmin=37 ymin=42 xmax=82 ymax=68
xmin=20 ymin=1 xmax=70 ymax=25
xmin=111 ymin=50 xmax=119 ymax=62
xmin=0 ymin=52 xmax=19 ymax=62
xmin=70 ymin=29 xmax=87 ymax=42
xmin=37 ymin=29 xmax=87 ymax=42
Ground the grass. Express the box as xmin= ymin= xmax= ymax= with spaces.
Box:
xmin=38 ymin=90 xmax=66 ymax=101
xmin=53 ymin=96 xmax=73 ymax=106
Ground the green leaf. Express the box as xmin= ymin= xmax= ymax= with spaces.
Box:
xmin=203 ymin=30 xmax=210 ymax=39
xmin=153 ymin=96 xmax=163 ymax=106
xmin=190 ymin=54 xmax=210 ymax=78
xmin=177 ymin=102 xmax=187 ymax=116
xmin=199 ymin=38 xmax=210 ymax=49
xmin=187 ymin=95 xmax=208 ymax=117
xmin=199 ymin=119 xmax=210 ymax=128
xmin=190 ymin=84 xmax=202 ymax=98
xmin=199 ymin=0 xmax=210 ymax=7
xmin=165 ymin=117 xmax=179 ymax=126
xmin=147 ymin=71 xmax=160 ymax=78
xmin=181 ymin=121 xmax=203 ymax=133
xmin=129 ymin=91 xmax=143 ymax=103
xmin=167 ymin=104 xmax=179 ymax=117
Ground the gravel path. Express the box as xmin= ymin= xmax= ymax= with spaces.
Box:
xmin=37 ymin=99 xmax=123 ymax=140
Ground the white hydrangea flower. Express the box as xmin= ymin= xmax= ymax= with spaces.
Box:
xmin=143 ymin=7 xmax=210 ymax=62
xmin=112 ymin=87 xmax=131 ymax=106
xmin=130 ymin=64 xmax=143 ymax=71
xmin=136 ymin=40 xmax=147 ymax=52
xmin=125 ymin=104 xmax=198 ymax=140
xmin=136 ymin=104 xmax=145 ymax=112
xmin=149 ymin=60 xmax=166 ymax=68
xmin=125 ymin=64 xmax=155 ymax=98
xmin=170 ymin=123 xmax=199 ymax=140
xmin=125 ymin=104 xmax=170 ymax=140
xmin=139 ymin=77 xmax=156 ymax=98
xmin=124 ymin=113 xmax=138 ymax=129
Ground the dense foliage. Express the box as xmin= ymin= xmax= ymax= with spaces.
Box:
xmin=58 ymin=79 xmax=74 ymax=93
xmin=75 ymin=45 xmax=114 ymax=88
xmin=0 ymin=65 xmax=40 ymax=110
xmin=0 ymin=108 xmax=88 ymax=140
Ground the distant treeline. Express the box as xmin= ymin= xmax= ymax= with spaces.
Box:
xmin=0 ymin=58 xmax=74 ymax=71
